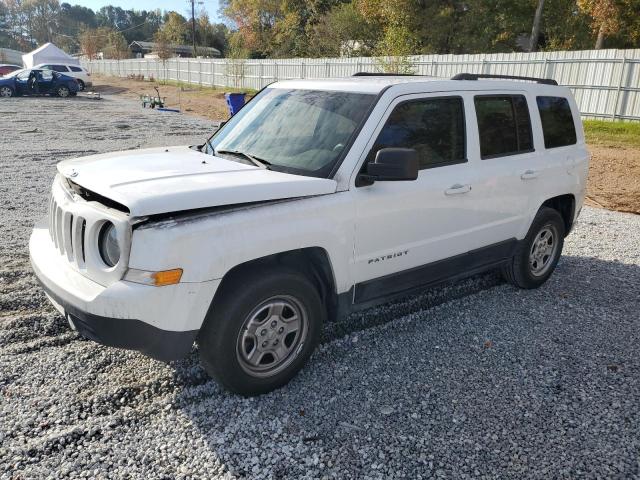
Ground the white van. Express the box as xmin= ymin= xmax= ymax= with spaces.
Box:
xmin=30 ymin=73 xmax=589 ymax=395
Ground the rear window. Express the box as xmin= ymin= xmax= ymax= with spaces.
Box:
xmin=536 ymin=96 xmax=577 ymax=148
xmin=47 ymin=65 xmax=69 ymax=72
xmin=69 ymin=66 xmax=83 ymax=72
xmin=474 ymin=95 xmax=533 ymax=158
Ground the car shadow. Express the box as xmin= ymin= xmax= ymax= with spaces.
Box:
xmin=171 ymin=254 xmax=640 ymax=477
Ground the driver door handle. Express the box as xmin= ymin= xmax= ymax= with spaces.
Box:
xmin=445 ymin=183 xmax=471 ymax=195
xmin=521 ymin=170 xmax=539 ymax=180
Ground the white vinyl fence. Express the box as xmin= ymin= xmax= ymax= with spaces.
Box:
xmin=84 ymin=49 xmax=640 ymax=121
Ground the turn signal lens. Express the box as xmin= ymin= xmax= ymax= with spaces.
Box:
xmin=124 ymin=268 xmax=183 ymax=287
xmin=152 ymin=269 xmax=183 ymax=286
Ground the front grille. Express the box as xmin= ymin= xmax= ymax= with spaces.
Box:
xmin=47 ymin=175 xmax=131 ymax=287
xmin=49 ymin=195 xmax=87 ymax=269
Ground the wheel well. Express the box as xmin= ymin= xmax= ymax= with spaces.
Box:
xmin=541 ymin=194 xmax=575 ymax=235
xmin=215 ymin=248 xmax=338 ymax=320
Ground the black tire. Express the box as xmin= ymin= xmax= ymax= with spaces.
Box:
xmin=198 ymin=267 xmax=324 ymax=396
xmin=77 ymin=80 xmax=85 ymax=91
xmin=502 ymin=207 xmax=565 ymax=289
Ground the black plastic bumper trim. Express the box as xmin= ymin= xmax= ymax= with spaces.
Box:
xmin=37 ymin=278 xmax=198 ymax=362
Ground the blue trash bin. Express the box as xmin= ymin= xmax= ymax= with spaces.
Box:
xmin=225 ymin=93 xmax=246 ymax=116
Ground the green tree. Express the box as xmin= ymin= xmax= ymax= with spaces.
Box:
xmin=160 ymin=11 xmax=188 ymax=45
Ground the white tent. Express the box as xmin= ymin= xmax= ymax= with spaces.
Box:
xmin=22 ymin=43 xmax=79 ymax=68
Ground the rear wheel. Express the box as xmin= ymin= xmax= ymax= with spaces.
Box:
xmin=56 ymin=86 xmax=70 ymax=98
xmin=198 ymin=267 xmax=324 ymax=396
xmin=0 ymin=86 xmax=13 ymax=97
xmin=502 ymin=207 xmax=565 ymax=289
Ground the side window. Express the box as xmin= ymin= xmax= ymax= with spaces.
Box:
xmin=536 ymin=96 xmax=577 ymax=148
xmin=41 ymin=70 xmax=53 ymax=81
xmin=69 ymin=66 xmax=83 ymax=72
xmin=49 ymin=65 xmax=68 ymax=72
xmin=369 ymin=96 xmax=466 ymax=169
xmin=474 ymin=95 xmax=534 ymax=158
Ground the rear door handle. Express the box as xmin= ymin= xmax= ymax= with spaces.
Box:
xmin=521 ymin=170 xmax=539 ymax=180
xmin=445 ymin=184 xmax=471 ymax=195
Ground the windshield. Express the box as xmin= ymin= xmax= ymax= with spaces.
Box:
xmin=203 ymin=88 xmax=376 ymax=177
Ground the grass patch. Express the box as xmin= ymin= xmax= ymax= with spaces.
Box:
xmin=583 ymin=120 xmax=640 ymax=148
xmin=155 ymin=79 xmax=256 ymax=95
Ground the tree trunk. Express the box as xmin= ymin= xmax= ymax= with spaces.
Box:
xmin=528 ymin=0 xmax=545 ymax=52
xmin=595 ymin=23 xmax=605 ymax=49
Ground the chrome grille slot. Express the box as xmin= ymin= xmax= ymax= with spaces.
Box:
xmin=73 ymin=217 xmax=87 ymax=268
xmin=55 ymin=205 xmax=64 ymax=254
xmin=48 ymin=196 xmax=55 ymax=240
xmin=63 ymin=212 xmax=74 ymax=262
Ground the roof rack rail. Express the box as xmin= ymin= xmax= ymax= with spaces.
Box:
xmin=451 ymin=73 xmax=558 ymax=86
xmin=352 ymin=72 xmax=423 ymax=77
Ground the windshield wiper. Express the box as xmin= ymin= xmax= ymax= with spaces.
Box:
xmin=215 ymin=149 xmax=271 ymax=169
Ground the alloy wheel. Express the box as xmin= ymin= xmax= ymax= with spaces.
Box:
xmin=0 ymin=86 xmax=13 ymax=97
xmin=529 ymin=224 xmax=559 ymax=277
xmin=236 ymin=295 xmax=308 ymax=378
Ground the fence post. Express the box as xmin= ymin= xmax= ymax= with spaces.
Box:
xmin=274 ymin=62 xmax=278 ymax=82
xmin=259 ymin=62 xmax=264 ymax=88
xmin=611 ymin=57 xmax=627 ymax=120
xmin=325 ymin=60 xmax=330 ymax=78
xmin=187 ymin=60 xmax=191 ymax=85
xmin=211 ymin=61 xmax=215 ymax=87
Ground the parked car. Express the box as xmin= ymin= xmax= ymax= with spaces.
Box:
xmin=34 ymin=63 xmax=92 ymax=90
xmin=0 ymin=64 xmax=22 ymax=76
xmin=30 ymin=73 xmax=589 ymax=396
xmin=0 ymin=68 xmax=79 ymax=97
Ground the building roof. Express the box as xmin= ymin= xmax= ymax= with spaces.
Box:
xmin=129 ymin=41 xmax=221 ymax=57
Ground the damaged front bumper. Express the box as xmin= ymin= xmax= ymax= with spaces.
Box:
xmin=29 ymin=219 xmax=219 ymax=362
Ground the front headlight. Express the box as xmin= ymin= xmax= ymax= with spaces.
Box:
xmin=98 ymin=222 xmax=120 ymax=267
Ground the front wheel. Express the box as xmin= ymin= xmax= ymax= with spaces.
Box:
xmin=198 ymin=267 xmax=324 ymax=396
xmin=56 ymin=86 xmax=70 ymax=98
xmin=502 ymin=207 xmax=565 ymax=289
xmin=0 ymin=86 xmax=14 ymax=97
xmin=77 ymin=80 xmax=85 ymax=91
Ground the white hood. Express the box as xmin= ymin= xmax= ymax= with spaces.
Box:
xmin=57 ymin=146 xmax=337 ymax=217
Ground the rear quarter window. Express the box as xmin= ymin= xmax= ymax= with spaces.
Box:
xmin=48 ymin=65 xmax=69 ymax=72
xmin=474 ymin=95 xmax=533 ymax=159
xmin=69 ymin=66 xmax=83 ymax=72
xmin=536 ymin=96 xmax=577 ymax=148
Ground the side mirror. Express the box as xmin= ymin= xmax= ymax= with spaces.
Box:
xmin=358 ymin=148 xmax=419 ymax=185
xmin=212 ymin=120 xmax=226 ymax=132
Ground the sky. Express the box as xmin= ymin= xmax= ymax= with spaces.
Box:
xmin=69 ymin=0 xmax=222 ymax=22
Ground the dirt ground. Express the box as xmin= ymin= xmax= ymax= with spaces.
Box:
xmin=91 ymin=74 xmax=640 ymax=215
xmin=586 ymin=146 xmax=640 ymax=214
xmin=91 ymin=74 xmax=234 ymax=121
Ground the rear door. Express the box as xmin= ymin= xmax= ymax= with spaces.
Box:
xmin=466 ymin=92 xmax=539 ymax=243
xmin=37 ymin=70 xmax=56 ymax=93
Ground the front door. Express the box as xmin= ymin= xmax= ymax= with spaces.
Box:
xmin=350 ymin=93 xmax=484 ymax=304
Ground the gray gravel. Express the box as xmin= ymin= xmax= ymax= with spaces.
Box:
xmin=1 ymin=95 xmax=640 ymax=479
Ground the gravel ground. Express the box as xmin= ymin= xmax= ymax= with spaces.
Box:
xmin=1 ymin=95 xmax=639 ymax=479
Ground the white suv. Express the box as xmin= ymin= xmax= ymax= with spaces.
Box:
xmin=30 ymin=73 xmax=589 ymax=395
xmin=34 ymin=63 xmax=92 ymax=90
